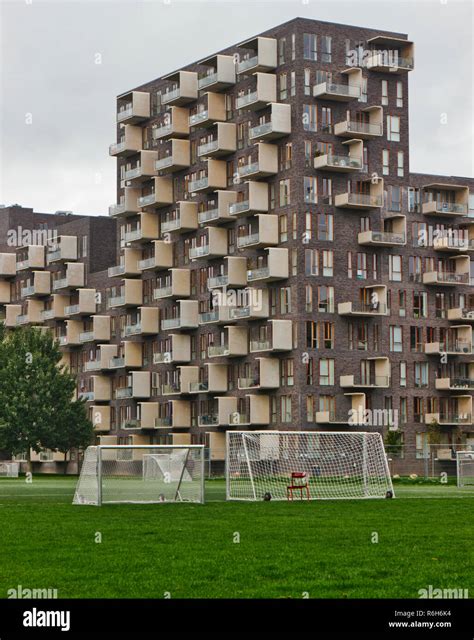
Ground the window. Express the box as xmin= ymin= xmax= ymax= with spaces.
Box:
xmin=389 ymin=255 xmax=402 ymax=281
xmin=280 ymin=287 xmax=292 ymax=314
xmin=303 ymin=33 xmax=317 ymax=60
xmin=399 ymin=290 xmax=406 ymax=317
xmin=387 ymin=115 xmax=400 ymax=142
xmin=304 ymin=140 xmax=312 ymax=168
xmin=303 ymin=104 xmax=317 ymax=131
xmin=279 ymin=72 xmax=287 ymax=100
xmin=304 ymin=212 xmax=312 ymax=241
xmin=278 ymin=37 xmax=286 ymax=64
xmin=279 ymin=143 xmax=292 ymax=171
xmin=414 ymin=362 xmax=429 ymax=389
xmin=382 ymin=149 xmax=390 ymax=175
xmin=305 ymin=249 xmax=318 ymax=275
xmin=400 ymin=361 xmax=407 ymax=387
xmin=413 ymin=291 xmax=428 ymax=319
xmin=321 ymin=106 xmax=332 ymax=133
xmin=306 ymin=321 xmax=318 ymax=349
xmin=280 ymin=396 xmax=292 ymax=423
xmin=381 ymin=80 xmax=388 ymax=106
xmin=319 ymin=359 xmax=334 ymax=386
xmin=396 ymin=81 xmax=403 ymax=107
xmin=279 ymin=214 xmax=288 ymax=243
xmin=304 ymin=69 xmax=311 ymax=95
xmin=290 ymin=71 xmax=296 ymax=97
xmin=322 ymin=250 xmax=333 ymax=277
xmin=397 ymin=151 xmax=404 ymax=177
xmin=317 ymin=213 xmax=333 ymax=241
xmin=390 ymin=326 xmax=403 ymax=352
xmin=291 ymin=34 xmax=296 ymax=61
xmin=304 ymin=176 xmax=317 ymax=204
xmin=279 ymin=179 xmax=290 ymax=206
xmin=305 ymin=285 xmax=312 ymax=312
xmin=320 ymin=36 xmax=332 ymax=63
xmin=318 ymin=286 xmax=334 ymax=313
xmin=388 ymin=186 xmax=401 ymax=212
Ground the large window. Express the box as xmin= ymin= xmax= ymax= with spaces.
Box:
xmin=303 ymin=33 xmax=317 ymax=60
xmin=387 ymin=115 xmax=400 ymax=142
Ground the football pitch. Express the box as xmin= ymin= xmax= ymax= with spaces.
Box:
xmin=0 ymin=476 xmax=473 ymax=599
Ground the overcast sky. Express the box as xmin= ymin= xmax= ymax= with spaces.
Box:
xmin=0 ymin=0 xmax=472 ymax=216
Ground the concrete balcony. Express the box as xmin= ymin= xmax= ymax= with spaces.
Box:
xmin=0 ymin=253 xmax=17 ymax=277
xmin=123 ymin=212 xmax=159 ymax=245
xmin=236 ymin=214 xmax=278 ymax=249
xmin=115 ymin=373 xmax=151 ymax=401
xmin=124 ymin=307 xmax=159 ymax=337
xmin=425 ymin=326 xmax=472 ymax=355
xmin=448 ymin=307 xmax=474 ymax=322
xmin=238 ymin=358 xmax=279 ymax=390
xmin=57 ymin=319 xmax=82 ymax=346
xmin=229 ymin=288 xmax=269 ymax=321
xmin=249 ymin=103 xmax=291 ymax=142
xmin=109 ymin=124 xmax=142 ymax=157
xmin=247 ymin=248 xmax=289 ymax=283
xmin=161 ymin=71 xmax=198 ymax=106
xmin=155 ymin=139 xmax=190 ymax=174
xmin=436 ymin=374 xmax=474 ymax=391
xmin=197 ymin=123 xmax=236 ymax=158
xmin=64 ymin=289 xmax=97 ymax=317
xmin=16 ymin=245 xmax=45 ymax=271
xmin=422 ymin=184 xmax=469 ymax=217
xmin=14 ymin=299 xmax=44 ymax=327
xmin=161 ymin=300 xmax=199 ymax=331
xmin=108 ymin=279 xmax=142 ymax=308
xmin=0 ymin=280 xmax=11 ymax=304
xmin=208 ymin=326 xmax=248 ymax=358
xmin=228 ymin=395 xmax=270 ymax=427
xmin=433 ymin=229 xmax=474 ymax=253
xmin=189 ymin=227 xmax=227 ymax=260
xmin=366 ymin=37 xmax=414 ymax=73
xmin=20 ymin=271 xmax=51 ymax=298
xmin=314 ymin=140 xmax=363 ymax=173
xmin=188 ymin=159 xmax=227 ymax=193
xmin=137 ymin=240 xmax=173 ymax=272
xmin=189 ymin=92 xmax=226 ymax=128
xmin=249 ymin=319 xmax=292 ymax=353
xmin=137 ymin=177 xmax=173 ymax=210
xmin=237 ymin=143 xmax=278 ymax=180
xmin=313 ymin=81 xmax=360 ymax=101
xmin=152 ymin=107 xmax=189 ymax=140
xmin=79 ymin=375 xmax=111 ymax=403
xmin=358 ymin=217 xmax=406 ymax=247
xmin=108 ymin=248 xmax=142 ymax=278
xmin=199 ymin=305 xmax=233 ymax=325
xmin=340 ymin=358 xmax=391 ymax=389
xmin=79 ymin=316 xmax=111 ymax=343
xmin=153 ymin=334 xmax=191 ymax=364
xmin=124 ymin=151 xmax=158 ymax=184
xmin=46 ymin=236 xmax=78 ymax=264
xmin=228 ymin=181 xmax=268 ymax=217
xmin=316 ymin=394 xmax=368 ymax=426
xmin=153 ymin=269 xmax=191 ymax=299
xmin=208 ymin=256 xmax=247 ymax=290
xmin=425 ymin=397 xmax=472 ymax=426
xmin=198 ymin=190 xmax=237 ymax=225
xmin=236 ymin=36 xmax=277 ymax=74
xmin=109 ymin=187 xmax=141 ymax=218
xmin=117 ymin=91 xmax=150 ymax=124
xmin=423 ymin=271 xmax=470 ymax=286
xmin=335 ymin=179 xmax=384 ymax=210
xmin=52 ymin=262 xmax=84 ymax=292
xmin=334 ymin=106 xmax=383 ymax=139
xmin=198 ymin=54 xmax=236 ymax=91
xmin=84 ymin=345 xmax=118 ymax=372
xmin=108 ymin=341 xmax=143 ymax=370
xmin=338 ymin=285 xmax=388 ymax=317
xmin=40 ymin=295 xmax=68 ymax=322
xmin=188 ymin=363 xmax=228 ymax=395
xmin=90 ymin=406 xmax=111 ymax=432
xmin=154 ymin=400 xmax=191 ymax=430
xmin=160 ymin=202 xmax=198 ymax=235
xmin=235 ymin=73 xmax=277 ymax=111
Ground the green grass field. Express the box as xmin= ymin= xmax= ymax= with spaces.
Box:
xmin=1 ymin=476 xmax=473 ymax=599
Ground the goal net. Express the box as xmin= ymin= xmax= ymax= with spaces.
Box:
xmin=457 ymin=451 xmax=474 ymax=488
xmin=73 ymin=445 xmax=205 ymax=505
xmin=226 ymin=431 xmax=394 ymax=501
xmin=0 ymin=462 xmax=19 ymax=478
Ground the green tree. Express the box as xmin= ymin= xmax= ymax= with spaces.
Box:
xmin=0 ymin=327 xmax=94 ymax=471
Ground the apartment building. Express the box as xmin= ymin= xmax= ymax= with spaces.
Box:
xmin=1 ymin=17 xmax=473 ymax=473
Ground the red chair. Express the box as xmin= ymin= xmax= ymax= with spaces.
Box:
xmin=287 ymin=472 xmax=310 ymax=500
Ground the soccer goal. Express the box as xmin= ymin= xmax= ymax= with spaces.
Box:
xmin=226 ymin=431 xmax=394 ymax=501
xmin=457 ymin=451 xmax=474 ymax=488
xmin=0 ymin=462 xmax=19 ymax=478
xmin=73 ymin=445 xmax=205 ymax=505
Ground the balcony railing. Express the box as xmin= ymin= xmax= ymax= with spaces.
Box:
xmin=161 ymin=318 xmax=181 ymax=330
xmin=229 ymin=201 xmax=250 ymax=216
xmin=342 ymin=194 xmax=383 ymax=207
xmin=435 ymin=272 xmax=469 ymax=284
xmin=237 ymin=233 xmax=260 ymax=248
xmin=108 ymin=265 xmax=126 ymax=278
xmin=109 ymin=295 xmax=125 ymax=307
xmin=21 ymin=286 xmax=35 ymax=297
xmin=238 ymin=162 xmax=259 ymax=178
xmin=41 ymin=309 xmax=56 ymax=320
xmin=153 ymin=352 xmax=171 ymax=364
xmin=237 ymin=55 xmax=258 ymax=73
xmin=161 ymin=218 xmax=181 ymax=234
xmin=250 ymin=340 xmax=271 ymax=351
xmin=124 ymin=323 xmax=142 ymax=336
xmin=198 ymin=72 xmax=218 ymax=89
xmin=189 ymin=244 xmax=210 ymax=259
xmin=109 ymin=356 xmax=125 ymax=369
xmin=79 ymin=331 xmax=94 ymax=342
xmin=208 ymin=345 xmax=229 ymax=357
xmin=116 ymin=387 xmax=133 ymax=399
xmin=162 ymin=88 xmax=181 ymax=104
xmin=199 ymin=414 xmax=219 ymax=426
xmin=247 ymin=267 xmax=269 ymax=281
xmin=236 ymin=91 xmax=257 ymax=109
xmin=207 ymin=275 xmax=228 ymax=288
xmin=443 ymin=378 xmax=474 ymax=389
xmin=52 ymin=278 xmax=68 ymax=290
xmin=189 ymin=177 xmax=209 ymax=192
xmin=65 ymin=304 xmax=80 ymax=315
xmin=189 ymin=110 xmax=209 ymax=126
xmin=124 ymin=166 xmax=142 ymax=181
xmin=198 ymin=140 xmax=218 ymax=156
xmin=189 ymin=381 xmax=208 ymax=393
xmin=437 ymin=341 xmax=472 ymax=354
xmin=198 ymin=208 xmax=219 ymax=224
xmin=369 ymin=231 xmax=406 ymax=244
xmin=438 ymin=413 xmax=472 ymax=425
xmin=117 ymin=105 xmax=133 ymax=122
xmin=249 ymin=122 xmax=272 ymax=138
xmin=153 ymin=286 xmax=172 ymax=299
xmin=228 ymin=413 xmax=250 ymax=425
xmin=138 ymin=193 xmax=156 ymax=207
xmin=314 ymin=82 xmax=361 ymax=98
xmin=155 ymin=416 xmax=172 ymax=427
xmin=78 ymin=391 xmax=94 ymax=402
xmin=344 ymin=121 xmax=383 ymax=136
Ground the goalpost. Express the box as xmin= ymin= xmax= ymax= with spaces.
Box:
xmin=73 ymin=445 xmax=205 ymax=506
xmin=226 ymin=431 xmax=394 ymax=501
xmin=0 ymin=462 xmax=19 ymax=478
xmin=457 ymin=451 xmax=474 ymax=488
